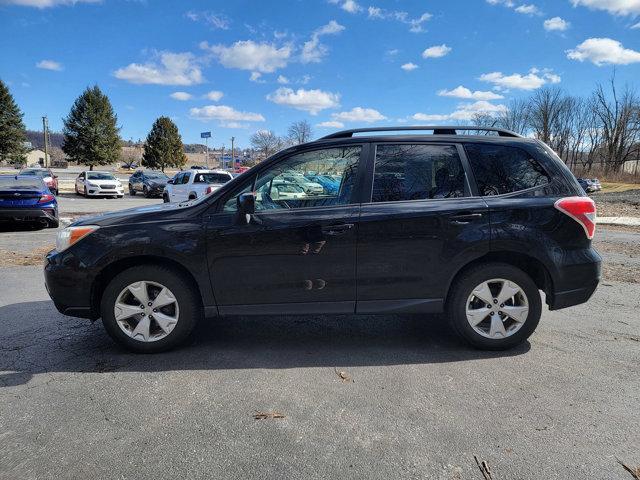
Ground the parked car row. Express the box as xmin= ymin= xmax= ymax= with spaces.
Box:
xmin=577 ymin=178 xmax=602 ymax=193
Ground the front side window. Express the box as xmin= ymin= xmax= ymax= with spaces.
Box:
xmin=464 ymin=144 xmax=550 ymax=196
xmin=372 ymin=144 xmax=465 ymax=203
xmin=222 ymin=146 xmax=361 ymax=212
xmin=195 ymin=173 xmax=232 ymax=184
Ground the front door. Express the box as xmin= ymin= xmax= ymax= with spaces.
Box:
xmin=356 ymin=142 xmax=490 ymax=313
xmin=204 ymin=145 xmax=363 ymax=314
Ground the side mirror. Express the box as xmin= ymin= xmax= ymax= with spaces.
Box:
xmin=237 ymin=192 xmax=256 ymax=224
xmin=167 ymin=179 xmax=174 ymax=184
xmin=53 ymin=175 xmax=58 ymax=179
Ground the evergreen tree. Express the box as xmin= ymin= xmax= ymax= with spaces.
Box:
xmin=142 ymin=117 xmax=187 ymax=172
xmin=0 ymin=79 xmax=27 ymax=166
xmin=62 ymin=85 xmax=120 ymax=170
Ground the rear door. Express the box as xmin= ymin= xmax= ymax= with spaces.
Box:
xmin=356 ymin=142 xmax=490 ymax=313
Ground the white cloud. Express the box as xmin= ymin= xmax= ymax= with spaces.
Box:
xmin=422 ymin=44 xmax=452 ymax=58
xmin=328 ymin=0 xmax=361 ymax=13
xmin=479 ymin=68 xmax=560 ymax=90
xmin=36 ymin=59 xmax=63 ymax=71
xmin=438 ymin=85 xmax=504 ymax=100
xmin=277 ymin=75 xmax=290 ymax=84
xmin=189 ymin=105 xmax=265 ymax=122
xmin=632 ymin=21 xmax=640 ymax=28
xmin=544 ymin=16 xmax=570 ymax=31
xmin=411 ymin=101 xmax=507 ymax=122
xmin=205 ymin=90 xmax=223 ymax=101
xmin=486 ymin=0 xmax=515 ymax=6
xmin=571 ymin=0 xmax=640 ymax=16
xmin=202 ymin=40 xmax=292 ymax=73
xmin=114 ymin=51 xmax=203 ymax=86
xmin=266 ymin=87 xmax=340 ymax=115
xmin=401 ymin=62 xmax=419 ymax=71
xmin=332 ymin=107 xmax=386 ymax=123
xmin=515 ymin=4 xmax=541 ymax=14
xmin=301 ymin=20 xmax=345 ymax=63
xmin=184 ymin=11 xmax=230 ymax=29
xmin=3 ymin=0 xmax=99 ymax=7
xmin=367 ymin=7 xmax=432 ymax=32
xmin=317 ymin=121 xmax=345 ymax=128
xmin=170 ymin=91 xmax=192 ymax=101
xmin=567 ymin=37 xmax=640 ymax=65
xmin=249 ymin=71 xmax=264 ymax=82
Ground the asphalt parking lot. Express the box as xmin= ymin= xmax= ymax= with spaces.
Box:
xmin=1 ymin=196 xmax=639 ymax=479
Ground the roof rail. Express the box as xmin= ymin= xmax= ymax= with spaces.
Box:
xmin=319 ymin=126 xmax=522 ymax=140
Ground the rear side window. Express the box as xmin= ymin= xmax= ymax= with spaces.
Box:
xmin=372 ymin=144 xmax=465 ymax=203
xmin=465 ymin=144 xmax=550 ymax=196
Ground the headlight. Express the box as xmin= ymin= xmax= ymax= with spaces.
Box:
xmin=87 ymin=181 xmax=97 ymax=187
xmin=56 ymin=225 xmax=100 ymax=252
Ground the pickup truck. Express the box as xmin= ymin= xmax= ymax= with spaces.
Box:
xmin=163 ymin=169 xmax=234 ymax=203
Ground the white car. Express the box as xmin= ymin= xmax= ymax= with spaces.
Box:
xmin=280 ymin=173 xmax=323 ymax=195
xmin=163 ymin=169 xmax=234 ymax=203
xmin=75 ymin=171 xmax=124 ymax=198
xmin=270 ymin=181 xmax=307 ymax=200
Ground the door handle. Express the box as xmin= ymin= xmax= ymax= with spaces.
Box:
xmin=321 ymin=223 xmax=354 ymax=236
xmin=449 ymin=212 xmax=483 ymax=224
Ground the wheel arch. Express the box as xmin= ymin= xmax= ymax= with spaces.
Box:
xmin=445 ymin=251 xmax=555 ymax=308
xmin=91 ymin=255 xmax=203 ymax=318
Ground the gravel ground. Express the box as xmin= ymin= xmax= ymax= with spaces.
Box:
xmin=593 ymin=188 xmax=640 ymax=217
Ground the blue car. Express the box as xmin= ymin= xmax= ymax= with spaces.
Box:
xmin=0 ymin=175 xmax=59 ymax=229
xmin=307 ymin=174 xmax=341 ymax=195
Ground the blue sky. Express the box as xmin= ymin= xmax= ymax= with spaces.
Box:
xmin=1 ymin=0 xmax=640 ymax=147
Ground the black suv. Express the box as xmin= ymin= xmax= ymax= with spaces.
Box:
xmin=45 ymin=127 xmax=600 ymax=353
xmin=128 ymin=170 xmax=170 ymax=198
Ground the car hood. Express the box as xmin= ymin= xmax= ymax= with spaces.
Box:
xmin=72 ymin=200 xmax=205 ymax=227
xmin=146 ymin=179 xmax=168 ymax=186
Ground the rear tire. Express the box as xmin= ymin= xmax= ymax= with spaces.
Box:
xmin=100 ymin=265 xmax=202 ymax=353
xmin=446 ymin=263 xmax=541 ymax=350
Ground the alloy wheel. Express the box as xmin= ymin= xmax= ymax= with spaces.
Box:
xmin=465 ymin=278 xmax=529 ymax=339
xmin=114 ymin=280 xmax=179 ymax=342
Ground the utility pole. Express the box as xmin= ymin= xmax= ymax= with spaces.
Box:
xmin=204 ymin=136 xmax=209 ymax=169
xmin=220 ymin=144 xmax=225 ymax=170
xmin=42 ymin=116 xmax=50 ymax=168
xmin=230 ymin=136 xmax=235 ymax=172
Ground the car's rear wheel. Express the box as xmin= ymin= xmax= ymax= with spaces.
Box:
xmin=447 ymin=263 xmax=541 ymax=350
xmin=100 ymin=265 xmax=202 ymax=353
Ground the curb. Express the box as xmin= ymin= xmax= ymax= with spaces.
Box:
xmin=598 ymin=216 xmax=640 ymax=227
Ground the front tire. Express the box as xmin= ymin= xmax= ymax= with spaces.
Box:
xmin=163 ymin=193 xmax=170 ymax=203
xmin=100 ymin=265 xmax=202 ymax=353
xmin=129 ymin=184 xmax=136 ymax=196
xmin=446 ymin=263 xmax=541 ymax=350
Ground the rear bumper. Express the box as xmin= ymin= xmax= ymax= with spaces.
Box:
xmin=547 ymin=248 xmax=601 ymax=310
xmin=0 ymin=206 xmax=58 ymax=225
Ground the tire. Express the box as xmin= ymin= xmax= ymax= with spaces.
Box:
xmin=143 ymin=186 xmax=150 ymax=198
xmin=446 ymin=263 xmax=541 ymax=350
xmin=163 ymin=193 xmax=170 ymax=203
xmin=49 ymin=219 xmax=60 ymax=229
xmin=75 ymin=185 xmax=80 ymax=196
xmin=129 ymin=184 xmax=136 ymax=196
xmin=100 ymin=265 xmax=202 ymax=353
xmin=83 ymin=186 xmax=88 ymax=197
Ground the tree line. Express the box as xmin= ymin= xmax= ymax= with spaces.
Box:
xmin=472 ymin=77 xmax=640 ymax=174
xmin=0 ymin=80 xmax=186 ymax=171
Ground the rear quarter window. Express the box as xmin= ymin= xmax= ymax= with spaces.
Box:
xmin=464 ymin=143 xmax=550 ymax=196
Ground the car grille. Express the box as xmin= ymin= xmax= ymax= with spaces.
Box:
xmin=101 ymin=184 xmax=116 ymax=189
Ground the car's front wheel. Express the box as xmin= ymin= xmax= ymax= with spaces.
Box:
xmin=100 ymin=265 xmax=202 ymax=353
xmin=129 ymin=184 xmax=136 ymax=196
xmin=163 ymin=193 xmax=170 ymax=203
xmin=447 ymin=263 xmax=541 ymax=350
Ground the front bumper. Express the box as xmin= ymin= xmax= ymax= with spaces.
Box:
xmin=44 ymin=249 xmax=97 ymax=319
xmin=0 ymin=207 xmax=58 ymax=225
xmin=86 ymin=186 xmax=124 ymax=196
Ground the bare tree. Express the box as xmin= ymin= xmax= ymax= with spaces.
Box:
xmin=590 ymin=79 xmax=640 ymax=173
xmin=250 ymin=130 xmax=285 ymax=159
xmin=287 ymin=120 xmax=313 ymax=145
xmin=528 ymin=87 xmax=567 ymax=145
xmin=495 ymin=99 xmax=531 ymax=135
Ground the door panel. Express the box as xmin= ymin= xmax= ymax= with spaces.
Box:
xmin=206 ymin=205 xmax=359 ymax=308
xmin=356 ymin=198 xmax=489 ymax=306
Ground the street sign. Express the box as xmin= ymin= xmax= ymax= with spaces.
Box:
xmin=200 ymin=131 xmax=211 ymax=139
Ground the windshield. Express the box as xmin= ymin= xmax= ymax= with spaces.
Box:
xmin=87 ymin=172 xmax=115 ymax=180
xmin=146 ymin=172 xmax=168 ymax=179
xmin=0 ymin=177 xmax=44 ymax=190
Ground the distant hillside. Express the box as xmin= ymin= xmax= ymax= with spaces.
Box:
xmin=26 ymin=130 xmax=65 ymax=149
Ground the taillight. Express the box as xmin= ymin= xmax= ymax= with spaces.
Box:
xmin=38 ymin=194 xmax=55 ymax=204
xmin=554 ymin=196 xmax=596 ymax=239
xmin=205 ymin=186 xmax=215 ymax=195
